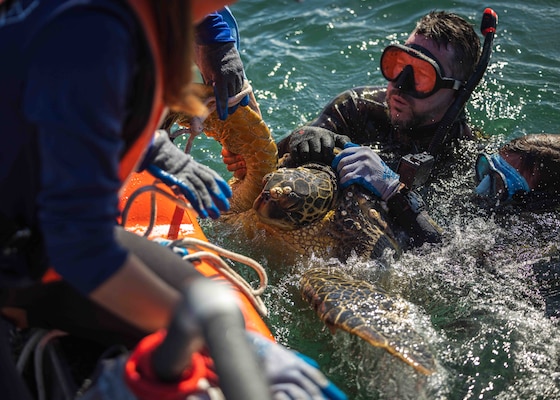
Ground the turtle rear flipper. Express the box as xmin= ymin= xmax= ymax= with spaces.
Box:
xmin=300 ymin=267 xmax=436 ymax=375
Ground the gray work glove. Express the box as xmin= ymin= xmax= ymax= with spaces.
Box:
xmin=144 ymin=131 xmax=232 ymax=219
xmin=194 ymin=41 xmax=249 ymax=120
xmin=247 ymin=332 xmax=348 ymax=400
xmin=332 ymin=142 xmax=401 ymax=201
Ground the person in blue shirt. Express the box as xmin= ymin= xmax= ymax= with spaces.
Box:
xmin=194 ymin=7 xmax=261 ymax=121
xmin=0 ymin=1 xmax=345 ymax=399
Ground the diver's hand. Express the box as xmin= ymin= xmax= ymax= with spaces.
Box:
xmin=332 ymin=143 xmax=401 ymax=201
xmin=145 ymin=131 xmax=232 ymax=219
xmin=288 ymin=126 xmax=351 ymax=165
xmin=195 ymin=41 xmax=249 ymax=120
xmin=247 ymin=332 xmax=347 ymax=400
xmin=221 ymin=148 xmax=247 ymax=180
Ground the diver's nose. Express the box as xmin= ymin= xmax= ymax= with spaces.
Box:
xmin=393 ymin=64 xmax=415 ymax=93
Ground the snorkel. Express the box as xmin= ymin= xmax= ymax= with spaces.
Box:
xmin=397 ymin=8 xmax=498 ymax=189
xmin=428 ymin=8 xmax=498 ymax=155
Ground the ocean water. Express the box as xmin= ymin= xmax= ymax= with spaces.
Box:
xmin=190 ymin=1 xmax=560 ymax=399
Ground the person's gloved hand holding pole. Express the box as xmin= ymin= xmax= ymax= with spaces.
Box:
xmin=143 ymin=131 xmax=232 ymax=219
xmin=247 ymin=332 xmax=347 ymax=400
xmin=332 ymin=142 xmax=402 ymax=201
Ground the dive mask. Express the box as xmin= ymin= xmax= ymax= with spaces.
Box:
xmin=475 ymin=153 xmax=530 ymax=201
xmin=380 ymin=44 xmax=464 ymax=98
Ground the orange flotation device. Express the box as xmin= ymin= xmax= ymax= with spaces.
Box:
xmin=119 ymin=170 xmax=273 ymax=339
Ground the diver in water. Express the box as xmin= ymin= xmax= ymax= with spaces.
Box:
xmin=224 ymin=10 xmax=486 ymax=247
xmin=475 ymin=133 xmax=560 ymax=321
xmin=475 ymin=133 xmax=560 ymax=209
xmin=277 ymin=11 xmax=482 ymax=167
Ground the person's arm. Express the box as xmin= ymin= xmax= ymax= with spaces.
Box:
xmin=194 ymin=10 xmax=249 ymax=120
xmin=141 ymin=130 xmax=232 ymax=219
xmin=90 ymin=254 xmax=180 ymax=332
xmin=23 ymin=7 xmax=186 ymax=325
xmin=332 ymin=144 xmax=442 ymax=247
xmin=277 ymin=86 xmax=389 ymax=164
xmin=386 ymin=189 xmax=443 ymax=246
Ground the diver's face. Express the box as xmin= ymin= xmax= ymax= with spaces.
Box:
xmin=386 ymin=34 xmax=458 ymax=130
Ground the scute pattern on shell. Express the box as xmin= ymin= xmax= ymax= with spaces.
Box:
xmin=328 ymin=185 xmax=400 ymax=260
xmin=258 ymin=163 xmax=339 ymax=229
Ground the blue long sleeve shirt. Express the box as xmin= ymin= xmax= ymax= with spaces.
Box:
xmin=195 ymin=7 xmax=238 ymax=46
xmin=0 ymin=0 xmax=145 ymax=293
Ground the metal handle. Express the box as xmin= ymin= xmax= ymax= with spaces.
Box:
xmin=151 ymin=277 xmax=272 ymax=400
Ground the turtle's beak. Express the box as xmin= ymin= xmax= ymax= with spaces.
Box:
xmin=252 ymin=191 xmax=268 ymax=212
xmin=253 ymin=190 xmax=300 ymax=231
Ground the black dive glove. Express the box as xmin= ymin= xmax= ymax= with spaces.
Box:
xmin=288 ymin=126 xmax=351 ymax=165
xmin=144 ymin=131 xmax=232 ymax=219
xmin=194 ymin=41 xmax=249 ymax=121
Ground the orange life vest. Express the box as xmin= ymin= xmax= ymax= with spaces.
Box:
xmin=119 ymin=0 xmax=167 ymax=184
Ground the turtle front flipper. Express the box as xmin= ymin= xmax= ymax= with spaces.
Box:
xmin=300 ymin=267 xmax=436 ymax=375
xmin=173 ymin=84 xmax=278 ymax=214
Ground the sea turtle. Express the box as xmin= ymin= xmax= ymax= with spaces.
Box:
xmin=301 ymin=267 xmax=436 ymax=375
xmin=172 ymin=88 xmax=401 ymax=261
xmin=171 ymin=85 xmax=435 ymax=374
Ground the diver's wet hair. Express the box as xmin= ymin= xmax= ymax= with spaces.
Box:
xmin=501 ymin=133 xmax=560 ymax=194
xmin=413 ymin=11 xmax=481 ymax=81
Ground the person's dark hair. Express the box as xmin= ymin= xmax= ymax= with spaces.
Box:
xmin=500 ymin=134 xmax=560 ymax=193
xmin=152 ymin=1 xmax=206 ymax=117
xmin=413 ymin=11 xmax=481 ymax=81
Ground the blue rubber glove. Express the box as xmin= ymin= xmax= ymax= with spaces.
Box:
xmin=331 ymin=142 xmax=401 ymax=201
xmin=247 ymin=332 xmax=347 ymax=400
xmin=144 ymin=131 xmax=232 ymax=219
xmin=194 ymin=41 xmax=250 ymax=120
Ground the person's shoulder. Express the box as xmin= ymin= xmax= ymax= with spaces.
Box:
xmin=57 ymin=0 xmax=138 ymax=30
xmin=333 ymin=86 xmax=387 ymax=101
xmin=22 ymin=0 xmax=139 ymax=47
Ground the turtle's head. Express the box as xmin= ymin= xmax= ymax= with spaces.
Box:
xmin=253 ymin=164 xmax=338 ymax=231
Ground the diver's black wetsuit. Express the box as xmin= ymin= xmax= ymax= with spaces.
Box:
xmin=278 ymin=86 xmax=473 ymax=169
xmin=277 ymin=86 xmax=475 ymax=248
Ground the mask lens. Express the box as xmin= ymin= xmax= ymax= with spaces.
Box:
xmin=475 ymin=154 xmax=508 ymax=200
xmin=381 ymin=46 xmax=438 ymax=95
xmin=475 ymin=153 xmax=491 ymax=183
